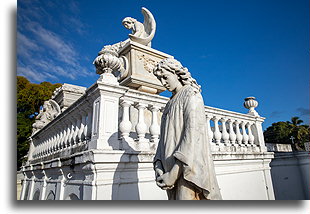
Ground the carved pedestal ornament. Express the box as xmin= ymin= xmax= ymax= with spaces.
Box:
xmin=32 ymin=99 xmax=61 ymax=134
xmin=122 ymin=7 xmax=156 ymax=47
xmin=93 ymin=44 xmax=128 ymax=80
xmin=244 ymin=96 xmax=259 ymax=116
xmin=93 ymin=7 xmax=168 ymax=93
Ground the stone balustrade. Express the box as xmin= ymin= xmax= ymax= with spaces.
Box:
xmin=28 ymin=79 xmax=267 ymax=164
xmin=205 ymin=106 xmax=266 ymax=153
xmin=28 ymin=85 xmax=96 ymax=163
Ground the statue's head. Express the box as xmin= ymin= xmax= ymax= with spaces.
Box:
xmin=153 ymin=58 xmax=201 ymax=93
xmin=122 ymin=17 xmax=136 ymax=30
xmin=42 ymin=101 xmax=52 ymax=111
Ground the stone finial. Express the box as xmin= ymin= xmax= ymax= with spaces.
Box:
xmin=243 ymin=96 xmax=259 ymax=116
xmin=122 ymin=7 xmax=156 ymax=47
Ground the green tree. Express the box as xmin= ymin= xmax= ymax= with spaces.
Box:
xmin=264 ymin=117 xmax=309 ymax=151
xmin=17 ymin=76 xmax=61 ymax=169
xmin=286 ymin=117 xmax=309 ymax=150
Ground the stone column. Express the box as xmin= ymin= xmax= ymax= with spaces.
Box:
xmin=88 ymin=81 xmax=126 ymax=150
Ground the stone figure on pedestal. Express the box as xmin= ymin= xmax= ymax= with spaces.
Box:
xmin=32 ymin=99 xmax=61 ymax=133
xmin=122 ymin=7 xmax=156 ymax=47
xmin=153 ymin=58 xmax=222 ymax=200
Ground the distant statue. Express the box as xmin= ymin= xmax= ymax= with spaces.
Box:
xmin=122 ymin=7 xmax=156 ymax=46
xmin=94 ymin=7 xmax=156 ymax=78
xmin=153 ymin=58 xmax=222 ymax=200
xmin=32 ymin=99 xmax=61 ymax=134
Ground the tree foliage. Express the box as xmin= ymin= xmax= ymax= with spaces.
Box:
xmin=264 ymin=117 xmax=309 ymax=151
xmin=17 ymin=76 xmax=61 ymax=169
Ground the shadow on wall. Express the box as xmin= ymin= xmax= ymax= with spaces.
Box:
xmin=108 ymin=133 xmax=141 ymax=200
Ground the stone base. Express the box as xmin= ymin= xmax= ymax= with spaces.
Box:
xmin=118 ymin=41 xmax=172 ymax=94
xmin=20 ymin=149 xmax=275 ymax=200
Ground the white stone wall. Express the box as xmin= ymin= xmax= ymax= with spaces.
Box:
xmin=20 ymin=150 xmax=275 ymax=200
xmin=270 ymin=152 xmax=309 ymax=200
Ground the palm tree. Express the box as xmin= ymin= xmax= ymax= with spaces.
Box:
xmin=287 ymin=117 xmax=304 ymax=126
xmin=286 ymin=117 xmax=309 ymax=151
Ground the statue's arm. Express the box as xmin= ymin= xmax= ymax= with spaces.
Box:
xmin=132 ymin=22 xmax=144 ymax=37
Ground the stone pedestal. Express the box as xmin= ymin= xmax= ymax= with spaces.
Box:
xmin=52 ymin=83 xmax=86 ymax=112
xmin=118 ymin=41 xmax=172 ymax=94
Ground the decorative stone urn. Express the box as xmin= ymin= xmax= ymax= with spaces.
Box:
xmin=94 ymin=47 xmax=125 ymax=75
xmin=243 ymin=96 xmax=259 ymax=116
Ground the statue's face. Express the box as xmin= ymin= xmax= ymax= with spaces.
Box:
xmin=123 ymin=21 xmax=133 ymax=30
xmin=159 ymin=70 xmax=181 ymax=92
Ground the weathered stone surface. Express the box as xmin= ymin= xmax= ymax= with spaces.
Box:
xmin=118 ymin=41 xmax=172 ymax=94
xmin=153 ymin=58 xmax=222 ymax=200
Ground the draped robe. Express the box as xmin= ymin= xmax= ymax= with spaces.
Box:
xmin=154 ymin=85 xmax=222 ymax=200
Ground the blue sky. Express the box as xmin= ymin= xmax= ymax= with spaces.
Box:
xmin=17 ymin=0 xmax=309 ymax=129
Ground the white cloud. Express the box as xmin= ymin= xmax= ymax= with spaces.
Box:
xmin=18 ymin=21 xmax=94 ymax=82
xmin=17 ymin=32 xmax=40 ymax=58
xmin=27 ymin=22 xmax=77 ymax=65
xmin=17 ymin=66 xmax=58 ymax=83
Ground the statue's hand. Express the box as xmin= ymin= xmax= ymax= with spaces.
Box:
xmin=155 ymin=167 xmax=164 ymax=178
xmin=156 ymin=172 xmax=176 ymax=190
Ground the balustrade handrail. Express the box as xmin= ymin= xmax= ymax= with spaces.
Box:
xmin=205 ymin=106 xmax=265 ymax=122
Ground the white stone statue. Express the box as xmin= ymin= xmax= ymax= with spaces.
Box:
xmin=32 ymin=99 xmax=61 ymax=134
xmin=153 ymin=58 xmax=222 ymax=200
xmin=93 ymin=7 xmax=156 ymax=80
xmin=122 ymin=7 xmax=156 ymax=46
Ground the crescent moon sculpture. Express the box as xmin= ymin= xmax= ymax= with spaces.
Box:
xmin=122 ymin=7 xmax=156 ymax=46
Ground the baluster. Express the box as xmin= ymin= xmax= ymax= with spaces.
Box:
xmin=42 ymin=140 xmax=46 ymax=157
xmin=220 ymin=118 xmax=229 ymax=146
xmin=228 ymin=119 xmax=237 ymax=146
xmin=119 ymin=100 xmax=133 ymax=139
xmin=48 ymin=131 xmax=54 ymax=155
xmin=40 ymin=141 xmax=45 ymax=157
xmin=135 ymin=103 xmax=148 ymax=142
xmin=43 ymin=138 xmax=49 ymax=157
xmin=73 ymin=115 xmax=81 ymax=146
xmin=54 ymin=130 xmax=60 ymax=153
xmin=32 ymin=141 xmax=37 ymax=158
xmin=64 ymin=121 xmax=71 ymax=148
xmin=57 ymin=128 xmax=63 ymax=151
xmin=149 ymin=105 xmax=160 ymax=143
xmin=41 ymin=138 xmax=46 ymax=157
xmin=241 ymin=121 xmax=249 ymax=146
xmin=71 ymin=117 xmax=78 ymax=147
xmin=61 ymin=125 xmax=67 ymax=149
xmin=235 ymin=120 xmax=243 ymax=147
xmin=213 ymin=116 xmax=221 ymax=147
xmin=39 ymin=142 xmax=43 ymax=158
xmin=35 ymin=142 xmax=39 ymax=158
xmin=247 ymin=122 xmax=255 ymax=147
xmin=78 ymin=112 xmax=86 ymax=143
xmin=36 ymin=143 xmax=40 ymax=158
xmin=49 ymin=134 xmax=55 ymax=155
xmin=85 ymin=110 xmax=92 ymax=140
xmin=40 ymin=139 xmax=44 ymax=157
xmin=206 ymin=114 xmax=214 ymax=145
xmin=68 ymin=118 xmax=75 ymax=147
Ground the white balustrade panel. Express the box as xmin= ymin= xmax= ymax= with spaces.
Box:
xmin=31 ymin=107 xmax=93 ymax=160
xmin=30 ymin=85 xmax=266 ymax=162
xmin=205 ymin=107 xmax=261 ymax=152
